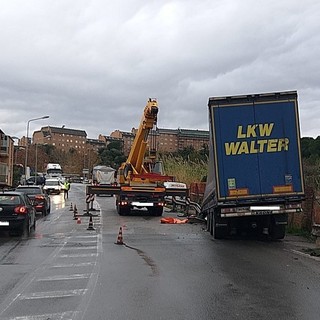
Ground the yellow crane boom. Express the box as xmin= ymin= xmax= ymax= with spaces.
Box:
xmin=126 ymin=98 xmax=158 ymax=175
xmin=119 ymin=98 xmax=161 ymax=184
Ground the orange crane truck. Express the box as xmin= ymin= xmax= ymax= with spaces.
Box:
xmin=86 ymin=98 xmax=188 ymax=216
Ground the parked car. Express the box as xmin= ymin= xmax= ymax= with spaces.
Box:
xmin=82 ymin=177 xmax=89 ymax=184
xmin=43 ymin=178 xmax=63 ymax=195
xmin=69 ymin=176 xmax=82 ymax=183
xmin=0 ymin=191 xmax=36 ymax=236
xmin=15 ymin=185 xmax=51 ymax=216
xmin=26 ymin=175 xmax=45 ymax=185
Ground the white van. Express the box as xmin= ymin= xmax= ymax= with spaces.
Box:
xmin=43 ymin=178 xmax=63 ymax=195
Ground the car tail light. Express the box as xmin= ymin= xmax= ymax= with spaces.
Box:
xmin=14 ymin=205 xmax=28 ymax=214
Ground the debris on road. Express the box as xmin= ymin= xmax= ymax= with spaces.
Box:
xmin=160 ymin=217 xmax=188 ymax=224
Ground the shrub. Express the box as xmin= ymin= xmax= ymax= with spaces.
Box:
xmin=161 ymin=155 xmax=208 ymax=186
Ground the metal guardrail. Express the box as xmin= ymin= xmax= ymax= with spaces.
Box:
xmin=165 ymin=196 xmax=202 ymax=216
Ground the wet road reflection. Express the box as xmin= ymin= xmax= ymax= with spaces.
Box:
xmin=50 ymin=193 xmax=66 ymax=211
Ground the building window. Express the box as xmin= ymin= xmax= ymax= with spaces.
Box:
xmin=0 ymin=135 xmax=8 ymax=153
xmin=0 ymin=163 xmax=8 ymax=183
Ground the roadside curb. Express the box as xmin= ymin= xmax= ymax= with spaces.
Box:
xmin=284 ymin=234 xmax=320 ymax=259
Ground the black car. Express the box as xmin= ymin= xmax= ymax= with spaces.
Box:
xmin=0 ymin=191 xmax=36 ymax=236
xmin=15 ymin=185 xmax=51 ymax=216
xmin=26 ymin=176 xmax=45 ymax=185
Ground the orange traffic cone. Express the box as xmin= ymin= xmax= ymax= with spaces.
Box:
xmin=73 ymin=204 xmax=78 ymax=220
xmin=69 ymin=203 xmax=73 ymax=211
xmin=115 ymin=226 xmax=124 ymax=245
xmin=87 ymin=214 xmax=95 ymax=230
xmin=77 ymin=217 xmax=81 ymax=224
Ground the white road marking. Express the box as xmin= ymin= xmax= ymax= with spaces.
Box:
xmin=58 ymin=253 xmax=98 ymax=258
xmin=36 ymin=274 xmax=92 ymax=281
xmin=19 ymin=289 xmax=87 ymax=300
xmin=1 ymin=310 xmax=76 ymax=320
xmin=49 ymin=262 xmax=96 ymax=268
xmin=61 ymin=246 xmax=97 ymax=250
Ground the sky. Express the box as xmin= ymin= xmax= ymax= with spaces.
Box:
xmin=0 ymin=0 xmax=320 ymax=140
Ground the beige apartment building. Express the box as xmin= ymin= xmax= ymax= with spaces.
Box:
xmin=109 ymin=127 xmax=209 ymax=156
xmin=86 ymin=138 xmax=108 ymax=152
xmin=23 ymin=125 xmax=208 ymax=159
xmin=0 ymin=129 xmax=15 ymax=187
xmin=1 ymin=124 xmax=208 ymax=184
xmin=33 ymin=126 xmax=87 ymax=153
xmin=108 ymin=130 xmax=135 ymax=155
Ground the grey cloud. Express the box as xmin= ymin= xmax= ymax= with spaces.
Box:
xmin=1 ymin=0 xmax=320 ymax=139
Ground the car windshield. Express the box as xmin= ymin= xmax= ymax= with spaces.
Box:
xmin=0 ymin=195 xmax=21 ymax=205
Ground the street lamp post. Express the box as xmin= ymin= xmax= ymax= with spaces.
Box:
xmin=35 ymin=143 xmax=38 ymax=182
xmin=24 ymin=116 xmax=49 ymax=183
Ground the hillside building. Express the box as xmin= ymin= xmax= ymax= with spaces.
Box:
xmin=109 ymin=127 xmax=209 ymax=156
xmin=21 ymin=124 xmax=208 ymax=161
xmin=33 ymin=126 xmax=87 ymax=153
xmin=0 ymin=129 xmax=15 ymax=187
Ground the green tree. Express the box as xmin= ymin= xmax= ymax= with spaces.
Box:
xmin=168 ymin=144 xmax=209 ymax=162
xmin=98 ymin=141 xmax=126 ymax=169
xmin=301 ymin=136 xmax=320 ymax=165
xmin=301 ymin=137 xmax=313 ymax=158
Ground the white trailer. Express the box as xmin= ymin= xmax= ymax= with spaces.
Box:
xmin=92 ymin=166 xmax=116 ymax=185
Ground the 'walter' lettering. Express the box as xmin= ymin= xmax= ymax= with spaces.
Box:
xmin=225 ymin=122 xmax=289 ymax=156
xmin=225 ymin=138 xmax=289 ymax=155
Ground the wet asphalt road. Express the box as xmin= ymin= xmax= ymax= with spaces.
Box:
xmin=0 ymin=183 xmax=319 ymax=320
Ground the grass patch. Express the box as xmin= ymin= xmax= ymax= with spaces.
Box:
xmin=286 ymin=226 xmax=315 ymax=241
xmin=302 ymin=248 xmax=320 ymax=257
xmin=162 ymin=155 xmax=207 ymax=186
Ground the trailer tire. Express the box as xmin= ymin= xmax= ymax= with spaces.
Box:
xmin=212 ymin=211 xmax=227 ymax=239
xmin=149 ymin=207 xmax=163 ymax=216
xmin=117 ymin=203 xmax=130 ymax=216
xmin=270 ymin=224 xmax=286 ymax=240
xmin=209 ymin=211 xmax=214 ymax=236
xmin=213 ymin=224 xmax=225 ymax=239
xmin=206 ymin=211 xmax=211 ymax=233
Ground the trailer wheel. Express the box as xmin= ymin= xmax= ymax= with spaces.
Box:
xmin=205 ymin=211 xmax=211 ymax=233
xmin=117 ymin=203 xmax=130 ymax=216
xmin=213 ymin=224 xmax=225 ymax=239
xmin=212 ymin=211 xmax=227 ymax=239
xmin=209 ymin=211 xmax=214 ymax=236
xmin=149 ymin=207 xmax=163 ymax=216
xmin=206 ymin=213 xmax=210 ymax=232
xmin=269 ymin=215 xmax=287 ymax=240
xmin=270 ymin=224 xmax=286 ymax=240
